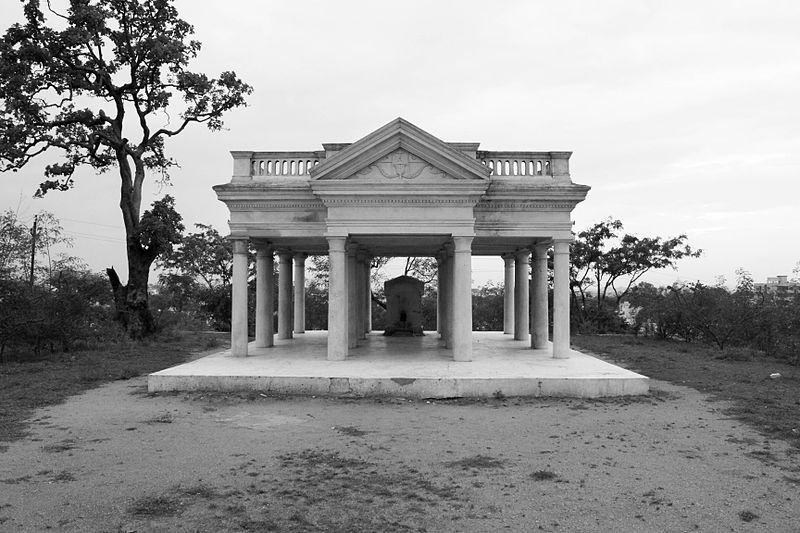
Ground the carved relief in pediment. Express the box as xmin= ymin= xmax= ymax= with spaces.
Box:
xmin=355 ymin=148 xmax=449 ymax=180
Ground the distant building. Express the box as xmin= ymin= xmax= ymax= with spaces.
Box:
xmin=754 ymin=275 xmax=800 ymax=299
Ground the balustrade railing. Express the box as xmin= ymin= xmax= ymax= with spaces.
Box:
xmin=249 ymin=152 xmax=323 ymax=176
xmin=232 ymin=150 xmax=570 ymax=181
xmin=477 ymin=151 xmax=570 ymax=178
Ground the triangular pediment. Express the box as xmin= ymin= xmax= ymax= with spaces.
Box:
xmin=309 ymin=118 xmax=491 ymax=182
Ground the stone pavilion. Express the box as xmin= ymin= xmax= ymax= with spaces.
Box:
xmin=215 ymin=118 xmax=590 ymax=362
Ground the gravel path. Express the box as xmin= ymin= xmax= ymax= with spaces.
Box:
xmin=1 ymin=376 xmax=798 ymax=532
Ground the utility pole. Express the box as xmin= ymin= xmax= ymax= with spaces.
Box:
xmin=29 ymin=214 xmax=38 ymax=288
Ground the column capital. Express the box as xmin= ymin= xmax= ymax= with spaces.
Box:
xmin=232 ymin=238 xmax=249 ymax=255
xmin=514 ymin=248 xmax=530 ymax=262
xmin=293 ymin=252 xmax=307 ymax=261
xmin=327 ymin=236 xmax=347 ymax=253
xmin=277 ymin=249 xmax=293 ymax=261
xmin=452 ymin=236 xmax=473 ymax=253
xmin=502 ymin=252 xmax=515 ymax=262
xmin=553 ymin=239 xmax=572 ymax=254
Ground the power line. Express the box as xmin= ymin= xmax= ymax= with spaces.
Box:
xmin=60 ymin=217 xmax=120 ymax=229
xmin=61 ymin=229 xmax=125 ymax=244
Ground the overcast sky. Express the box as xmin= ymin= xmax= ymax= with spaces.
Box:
xmin=2 ymin=0 xmax=799 ymax=287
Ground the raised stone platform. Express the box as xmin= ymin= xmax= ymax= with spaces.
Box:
xmin=148 ymin=331 xmax=648 ymax=398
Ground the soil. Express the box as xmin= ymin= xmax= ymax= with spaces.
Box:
xmin=1 ymin=334 xmax=799 ymax=532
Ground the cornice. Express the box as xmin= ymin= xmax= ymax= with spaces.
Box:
xmin=320 ymin=197 xmax=483 ymax=207
xmin=227 ymin=201 xmax=325 ymax=210
xmin=475 ymin=201 xmax=579 ymax=210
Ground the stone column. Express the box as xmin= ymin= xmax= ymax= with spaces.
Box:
xmin=293 ymin=253 xmax=306 ymax=334
xmin=553 ymin=239 xmax=571 ymax=359
xmin=436 ymin=256 xmax=444 ymax=335
xmin=440 ymin=246 xmax=453 ymax=347
xmin=531 ymin=243 xmax=549 ymax=349
xmin=355 ymin=254 xmax=364 ymax=340
xmin=502 ymin=253 xmax=515 ymax=335
xmin=255 ymin=246 xmax=274 ymax=348
xmin=358 ymin=254 xmax=370 ymax=338
xmin=347 ymin=244 xmax=358 ymax=349
xmin=277 ymin=251 xmax=293 ymax=340
xmin=452 ymin=237 xmax=473 ymax=362
xmin=231 ymin=239 xmax=249 ymax=357
xmin=365 ymin=257 xmax=373 ymax=334
xmin=514 ymin=249 xmax=530 ymax=342
xmin=327 ymin=237 xmax=348 ymax=360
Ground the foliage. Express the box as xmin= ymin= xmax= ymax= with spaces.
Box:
xmin=0 ymin=211 xmax=119 ymax=360
xmin=305 ymin=277 xmax=328 ymax=330
xmin=472 ymin=282 xmax=504 ymax=331
xmin=402 ymin=257 xmax=437 ymax=283
xmin=570 ymin=217 xmax=701 ymax=330
xmin=625 ymin=269 xmax=800 ymax=363
xmin=156 ymin=223 xmax=253 ymax=331
xmin=0 ymin=209 xmax=72 ymax=283
xmin=0 ymin=267 xmax=118 ymax=361
xmin=0 ymin=0 xmax=251 ymax=337
xmin=158 ymin=224 xmax=232 ymax=289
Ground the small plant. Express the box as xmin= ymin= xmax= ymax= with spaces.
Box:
xmin=145 ymin=413 xmax=174 ymax=424
xmin=127 ymin=495 xmax=182 ymax=517
xmin=445 ymin=455 xmax=505 ymax=470
xmin=52 ymin=470 xmax=76 ymax=482
xmin=738 ymin=510 xmax=759 ymax=522
xmin=333 ymin=425 xmax=368 ymax=437
xmin=492 ymin=390 xmax=506 ymax=400
xmin=531 ymin=470 xmax=558 ymax=481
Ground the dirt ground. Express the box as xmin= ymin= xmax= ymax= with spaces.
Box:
xmin=1 ymin=372 xmax=798 ymax=532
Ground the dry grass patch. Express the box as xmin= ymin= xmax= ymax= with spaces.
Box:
xmin=574 ymin=334 xmax=800 ymax=449
xmin=0 ymin=331 xmax=228 ymax=442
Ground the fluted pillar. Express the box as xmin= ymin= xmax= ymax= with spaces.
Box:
xmin=531 ymin=243 xmax=549 ymax=349
xmin=277 ymin=251 xmax=293 ymax=340
xmin=293 ymin=253 xmax=306 ymax=333
xmin=553 ymin=239 xmax=571 ymax=358
xmin=231 ymin=239 xmax=249 ymax=357
xmin=255 ymin=246 xmax=274 ymax=348
xmin=502 ymin=253 xmax=515 ymax=335
xmin=452 ymin=237 xmax=473 ymax=361
xmin=514 ymin=249 xmax=530 ymax=342
xmin=327 ymin=237 xmax=347 ymax=360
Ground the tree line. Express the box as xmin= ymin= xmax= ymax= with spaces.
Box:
xmin=569 ymin=219 xmax=800 ymax=364
xmin=3 ymin=210 xmax=798 ymax=365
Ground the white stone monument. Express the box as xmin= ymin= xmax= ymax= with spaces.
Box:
xmin=215 ymin=118 xmax=589 ymax=362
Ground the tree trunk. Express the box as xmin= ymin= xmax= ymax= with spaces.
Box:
xmin=106 ymin=148 xmax=157 ymax=339
xmin=107 ymin=243 xmax=156 ymax=339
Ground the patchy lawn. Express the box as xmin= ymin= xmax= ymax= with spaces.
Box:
xmin=0 ymin=331 xmax=227 ymax=442
xmin=574 ymin=334 xmax=800 ymax=449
